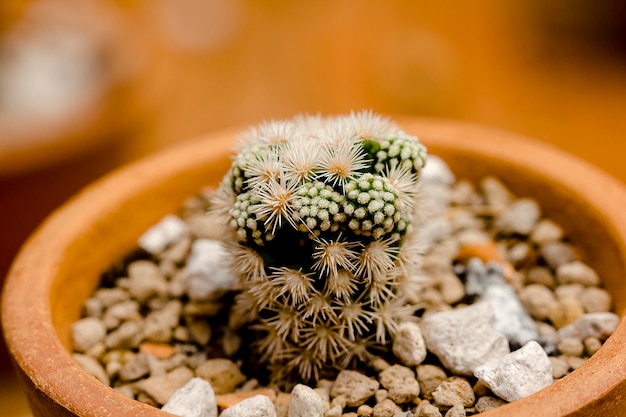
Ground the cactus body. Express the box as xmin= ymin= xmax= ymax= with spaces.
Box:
xmin=211 ymin=111 xmax=427 ymax=382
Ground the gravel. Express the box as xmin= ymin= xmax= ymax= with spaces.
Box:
xmin=71 ymin=158 xmax=617 ymax=416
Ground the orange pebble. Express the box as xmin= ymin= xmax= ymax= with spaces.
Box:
xmin=138 ymin=342 xmax=176 ymax=359
xmin=216 ymin=388 xmax=278 ymax=409
xmin=456 ymin=242 xmax=503 ymax=264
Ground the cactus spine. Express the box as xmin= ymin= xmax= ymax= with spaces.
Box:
xmin=211 ymin=111 xmax=427 ymax=382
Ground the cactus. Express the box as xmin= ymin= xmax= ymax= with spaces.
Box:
xmin=211 ymin=111 xmax=428 ymax=382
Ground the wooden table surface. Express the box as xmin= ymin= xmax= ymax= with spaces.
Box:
xmin=2 ymin=1 xmax=626 ymax=415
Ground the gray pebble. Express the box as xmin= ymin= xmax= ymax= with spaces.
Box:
xmin=540 ymin=242 xmax=577 ymax=269
xmin=474 ymin=341 xmax=553 ymax=402
xmin=219 ymin=395 xmax=277 ymax=417
xmin=73 ymin=353 xmax=109 ymax=385
xmin=289 ymin=384 xmax=326 ymax=417
xmin=127 ymin=260 xmax=169 ymax=303
xmin=557 ymin=312 xmax=620 ymax=341
xmin=105 ymin=320 xmax=143 ymax=349
xmin=495 ymin=198 xmax=540 ymax=235
xmin=421 ymin=303 xmax=509 ymax=375
xmin=72 ymin=317 xmax=107 ymax=353
xmin=556 ymin=261 xmax=600 ymax=287
xmin=137 ymin=366 xmax=194 ymax=405
xmin=162 ymin=377 xmax=218 ymax=417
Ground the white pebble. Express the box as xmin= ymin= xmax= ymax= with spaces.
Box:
xmin=162 ymin=377 xmax=218 ymax=417
xmin=72 ymin=317 xmax=107 ymax=352
xmin=138 ymin=214 xmax=188 ymax=254
xmin=184 ymin=239 xmax=239 ymax=301
xmin=392 ymin=321 xmax=427 ymax=367
xmin=420 ymin=302 xmax=510 ymax=375
xmin=495 ymin=198 xmax=541 ymax=235
xmin=474 ymin=341 xmax=553 ymax=402
xmin=289 ymin=384 xmax=325 ymax=417
xmin=219 ymin=395 xmax=277 ymax=417
xmin=556 ymin=261 xmax=600 ymax=287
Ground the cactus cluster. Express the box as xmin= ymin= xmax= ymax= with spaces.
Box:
xmin=211 ymin=111 xmax=428 ymax=382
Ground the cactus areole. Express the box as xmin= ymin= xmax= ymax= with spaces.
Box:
xmin=210 ymin=111 xmax=428 ymax=382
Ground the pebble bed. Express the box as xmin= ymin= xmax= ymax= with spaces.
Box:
xmin=72 ymin=157 xmax=619 ymax=417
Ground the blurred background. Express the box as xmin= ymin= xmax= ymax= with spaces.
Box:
xmin=1 ymin=0 xmax=626 ymax=414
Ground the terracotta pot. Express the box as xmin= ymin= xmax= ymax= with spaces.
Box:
xmin=3 ymin=118 xmax=626 ymax=416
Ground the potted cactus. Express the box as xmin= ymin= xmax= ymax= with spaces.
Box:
xmin=4 ymin=114 xmax=626 ymax=417
xmin=209 ymin=112 xmax=428 ymax=381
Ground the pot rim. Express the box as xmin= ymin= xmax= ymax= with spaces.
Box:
xmin=3 ymin=117 xmax=626 ymax=417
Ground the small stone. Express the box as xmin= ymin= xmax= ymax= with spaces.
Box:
xmin=530 ymin=219 xmax=564 ymax=245
xmin=185 ymin=315 xmax=212 ymax=345
xmin=436 ymin=272 xmax=466 ymax=305
xmin=495 ymin=198 xmax=541 ymax=235
xmin=371 ymin=398 xmax=402 ymax=417
xmin=105 ymin=320 xmax=144 ymax=349
xmin=414 ymin=400 xmax=442 ymax=417
xmin=554 ymin=283 xmax=584 ymax=301
xmin=556 ymin=261 xmax=600 ymax=286
xmin=480 ymin=176 xmax=514 ymax=209
xmin=369 ymin=357 xmax=391 ymax=373
xmin=118 ymin=353 xmax=150 ymax=382
xmin=540 ymin=242 xmax=577 ymax=270
xmin=219 ymin=395 xmax=277 ymax=417
xmin=379 ymin=365 xmax=420 ymax=404
xmin=94 ymin=287 xmax=129 ymax=307
xmin=275 ymin=392 xmax=291 ymax=417
xmin=505 ymin=242 xmax=533 ymax=268
xmin=431 ymin=377 xmax=474 ymax=407
xmin=102 ymin=300 xmax=141 ymax=329
xmin=357 ymin=405 xmax=373 ymax=416
xmin=455 ymin=242 xmax=502 ymax=264
xmin=464 ymin=260 xmax=538 ymax=348
xmin=184 ymin=239 xmax=239 ymax=301
xmin=143 ymin=300 xmax=182 ymax=343
xmin=549 ymin=357 xmax=570 ymax=379
xmin=525 ymin=266 xmax=556 ymax=288
xmin=474 ymin=341 xmax=553 ymax=402
xmin=578 ymin=287 xmax=612 ymax=313
xmin=162 ymin=377 xmax=218 ymax=417
xmin=127 ymin=260 xmax=169 ymax=303
xmin=160 ymin=234 xmax=192 ymax=264
xmin=562 ymin=355 xmax=587 ymax=370
xmin=139 ymin=342 xmax=176 ymax=359
xmin=73 ymin=353 xmax=109 ymax=385
xmin=137 ymin=366 xmax=194 ymax=405
xmin=331 ymin=370 xmax=379 ymax=407
xmin=519 ymin=284 xmax=558 ymax=321
xmin=374 ymin=389 xmax=388 ymax=403
xmin=557 ymin=337 xmax=584 ymax=357
xmin=196 ymin=358 xmax=245 ymax=394
xmin=474 ymin=396 xmax=506 ymax=413
xmin=420 ymin=302 xmax=510 ymax=375
xmin=557 ymin=312 xmax=620 ymax=341
xmin=392 ymin=322 xmax=427 ymax=367
xmin=289 ymin=384 xmax=326 ymax=417
xmin=583 ymin=336 xmax=603 ymax=356
xmin=216 ymin=388 xmax=277 ymax=409
xmin=331 ymin=395 xmax=347 ymax=409
xmin=72 ymin=317 xmax=107 ymax=353
xmin=443 ymin=404 xmax=465 ymax=417
xmin=416 ymin=365 xmax=447 ymax=400
xmin=548 ymin=297 xmax=585 ymax=329
xmin=325 ymin=405 xmax=342 ymax=417
xmin=138 ymin=214 xmax=188 ymax=254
